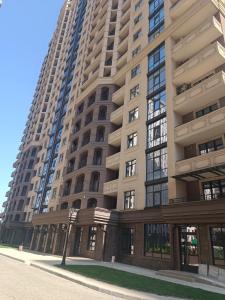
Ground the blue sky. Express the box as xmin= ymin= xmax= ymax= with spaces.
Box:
xmin=0 ymin=0 xmax=64 ymax=211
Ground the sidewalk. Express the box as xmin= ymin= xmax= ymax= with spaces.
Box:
xmin=0 ymin=247 xmax=225 ymax=300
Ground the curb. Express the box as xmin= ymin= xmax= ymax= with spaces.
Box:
xmin=0 ymin=253 xmax=163 ymax=300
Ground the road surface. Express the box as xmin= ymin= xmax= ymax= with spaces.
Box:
xmin=0 ymin=255 xmax=124 ymax=300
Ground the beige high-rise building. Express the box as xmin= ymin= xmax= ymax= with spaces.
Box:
xmin=2 ymin=0 xmax=225 ymax=273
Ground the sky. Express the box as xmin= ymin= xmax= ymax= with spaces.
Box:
xmin=0 ymin=0 xmax=64 ymax=212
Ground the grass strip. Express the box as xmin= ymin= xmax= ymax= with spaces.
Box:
xmin=58 ymin=265 xmax=225 ymax=300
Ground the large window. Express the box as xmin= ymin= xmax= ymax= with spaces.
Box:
xmin=148 ymin=44 xmax=165 ymax=71
xmin=146 ymin=182 xmax=168 ymax=207
xmin=124 ymin=190 xmax=135 ymax=209
xmin=144 ymin=224 xmax=170 ymax=258
xmin=196 ymin=103 xmax=218 ymax=118
xmin=147 ymin=89 xmax=166 ymax=119
xmin=147 ymin=117 xmax=167 ymax=148
xmin=202 ymin=179 xmax=225 ymax=200
xmin=149 ymin=0 xmax=164 ymax=42
xmin=211 ymin=226 xmax=225 ymax=267
xmin=146 ymin=148 xmax=167 ymax=181
xmin=87 ymin=226 xmax=97 ymax=251
xmin=199 ymin=138 xmax=223 ymax=155
xmin=121 ymin=228 xmax=134 ymax=255
xmin=147 ymin=66 xmax=165 ymax=95
xmin=125 ymin=159 xmax=136 ymax=177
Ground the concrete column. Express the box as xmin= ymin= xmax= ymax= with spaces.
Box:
xmin=199 ymin=225 xmax=213 ymax=265
xmin=43 ymin=225 xmax=51 ymax=253
xmin=52 ymin=224 xmax=60 ymax=255
xmin=35 ymin=225 xmax=43 ymax=251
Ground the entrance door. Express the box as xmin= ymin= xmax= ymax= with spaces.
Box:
xmin=73 ymin=227 xmax=82 ymax=256
xmin=179 ymin=226 xmax=199 ymax=273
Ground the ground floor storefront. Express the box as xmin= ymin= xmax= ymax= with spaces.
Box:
xmin=1 ymin=201 xmax=225 ymax=273
xmin=0 ymin=221 xmax=33 ymax=247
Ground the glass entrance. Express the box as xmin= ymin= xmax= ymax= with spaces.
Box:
xmin=179 ymin=226 xmax=199 ymax=273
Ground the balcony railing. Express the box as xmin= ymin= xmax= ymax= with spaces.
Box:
xmin=170 ymin=193 xmax=225 ymax=205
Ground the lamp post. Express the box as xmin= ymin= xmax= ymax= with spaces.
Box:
xmin=61 ymin=208 xmax=77 ymax=266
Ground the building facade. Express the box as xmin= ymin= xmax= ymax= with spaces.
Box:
xmin=2 ymin=0 xmax=225 ymax=273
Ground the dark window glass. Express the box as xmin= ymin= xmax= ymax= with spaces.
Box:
xmin=88 ymin=226 xmax=97 ymax=251
xmin=196 ymin=104 xmax=218 ymax=118
xmin=146 ymin=182 xmax=168 ymax=207
xmin=210 ymin=226 xmax=225 ymax=267
xmin=121 ymin=228 xmax=134 ymax=255
xmin=199 ymin=138 xmax=223 ymax=155
xmin=144 ymin=224 xmax=170 ymax=258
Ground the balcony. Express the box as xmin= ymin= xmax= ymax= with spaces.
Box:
xmin=174 ymin=71 xmax=225 ymax=114
xmin=110 ymin=106 xmax=123 ymax=125
xmin=108 ymin=128 xmax=122 ymax=147
xmin=5 ymin=191 xmax=10 ymax=198
xmin=175 ymin=148 xmax=225 ymax=177
xmin=171 ymin=0 xmax=222 ymax=39
xmin=103 ymin=179 xmax=118 ymax=196
xmin=117 ymin=52 xmax=127 ymax=70
xmin=173 ymin=41 xmax=225 ymax=85
xmin=175 ymin=106 xmax=225 ymax=146
xmin=170 ymin=0 xmax=198 ymax=20
xmin=112 ymin=86 xmax=125 ymax=105
xmin=2 ymin=201 xmax=8 ymax=208
xmin=172 ymin=17 xmax=222 ymax=62
xmin=106 ymin=152 xmax=120 ymax=170
xmin=8 ymin=180 xmax=13 ymax=187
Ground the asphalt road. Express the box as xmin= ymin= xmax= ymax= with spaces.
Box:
xmin=0 ymin=256 xmax=124 ymax=300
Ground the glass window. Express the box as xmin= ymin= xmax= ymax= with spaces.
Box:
xmin=127 ymin=132 xmax=138 ymax=148
xmin=211 ymin=226 xmax=225 ymax=267
xmin=202 ymin=179 xmax=225 ymax=200
xmin=129 ymin=107 xmax=139 ymax=123
xmin=149 ymin=0 xmax=164 ymax=14
xmin=125 ymin=159 xmax=136 ymax=177
xmin=146 ymin=182 xmax=168 ymax=207
xmin=144 ymin=224 xmax=170 ymax=259
xmin=88 ymin=226 xmax=97 ymax=251
xmin=131 ymin=64 xmax=141 ymax=79
xmin=133 ymin=29 xmax=142 ymax=41
xmin=132 ymin=46 xmax=141 ymax=57
xmin=196 ymin=104 xmax=218 ymax=118
xmin=130 ymin=85 xmax=140 ymax=100
xmin=146 ymin=148 xmax=167 ymax=181
xmin=149 ymin=7 xmax=164 ymax=32
xmin=148 ymin=44 xmax=165 ymax=72
xmin=147 ymin=66 xmax=165 ymax=95
xmin=124 ymin=190 xmax=135 ymax=209
xmin=121 ymin=228 xmax=134 ymax=255
xmin=199 ymin=138 xmax=223 ymax=155
xmin=147 ymin=117 xmax=167 ymax=148
xmin=148 ymin=89 xmax=166 ymax=119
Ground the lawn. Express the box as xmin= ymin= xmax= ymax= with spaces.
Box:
xmin=0 ymin=243 xmax=17 ymax=249
xmin=58 ymin=265 xmax=225 ymax=300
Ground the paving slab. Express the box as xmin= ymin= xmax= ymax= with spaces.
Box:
xmin=0 ymin=247 xmax=225 ymax=300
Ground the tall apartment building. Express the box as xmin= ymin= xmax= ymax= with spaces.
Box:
xmin=1 ymin=0 xmax=225 ymax=273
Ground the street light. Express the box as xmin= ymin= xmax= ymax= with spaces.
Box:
xmin=61 ymin=208 xmax=77 ymax=266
